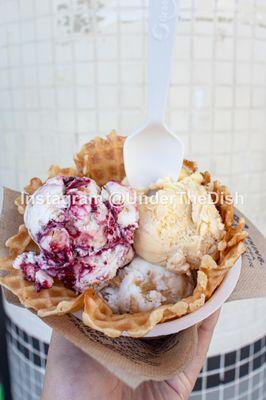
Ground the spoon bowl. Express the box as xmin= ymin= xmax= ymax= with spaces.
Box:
xmin=124 ymin=122 xmax=184 ymax=188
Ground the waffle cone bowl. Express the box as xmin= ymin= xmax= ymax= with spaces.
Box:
xmin=0 ymin=131 xmax=248 ymax=338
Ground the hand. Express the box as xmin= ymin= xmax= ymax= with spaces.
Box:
xmin=42 ymin=309 xmax=220 ymax=400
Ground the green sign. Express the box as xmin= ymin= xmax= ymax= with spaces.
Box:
xmin=0 ymin=384 xmax=4 ymax=400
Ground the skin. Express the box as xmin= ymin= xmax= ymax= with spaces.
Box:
xmin=42 ymin=309 xmax=220 ymax=400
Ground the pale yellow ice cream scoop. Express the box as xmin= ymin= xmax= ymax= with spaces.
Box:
xmin=134 ymin=172 xmax=225 ymax=273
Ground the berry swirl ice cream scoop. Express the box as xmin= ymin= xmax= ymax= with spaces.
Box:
xmin=13 ymin=176 xmax=139 ymax=292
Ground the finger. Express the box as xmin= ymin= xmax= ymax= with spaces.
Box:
xmin=166 ymin=309 xmax=221 ymax=398
xmin=183 ymin=309 xmax=221 ymax=384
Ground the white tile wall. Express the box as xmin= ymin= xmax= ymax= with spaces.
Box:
xmin=0 ymin=0 xmax=265 ymax=349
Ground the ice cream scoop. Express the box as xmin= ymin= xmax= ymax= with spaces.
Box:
xmin=14 ymin=176 xmax=139 ymax=292
xmin=134 ymin=173 xmax=225 ymax=272
xmin=100 ymin=256 xmax=194 ymax=313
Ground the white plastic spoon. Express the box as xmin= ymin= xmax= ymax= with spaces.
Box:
xmin=124 ymin=0 xmax=184 ymax=188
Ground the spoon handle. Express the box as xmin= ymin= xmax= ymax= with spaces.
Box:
xmin=147 ymin=0 xmax=179 ymax=124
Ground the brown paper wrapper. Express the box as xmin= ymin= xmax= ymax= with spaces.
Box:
xmin=1 ymin=187 xmax=266 ymax=388
xmin=228 ymin=209 xmax=266 ymax=301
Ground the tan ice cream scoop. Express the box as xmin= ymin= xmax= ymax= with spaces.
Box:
xmin=134 ymin=173 xmax=225 ymax=273
xmin=100 ymin=257 xmax=194 ymax=314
